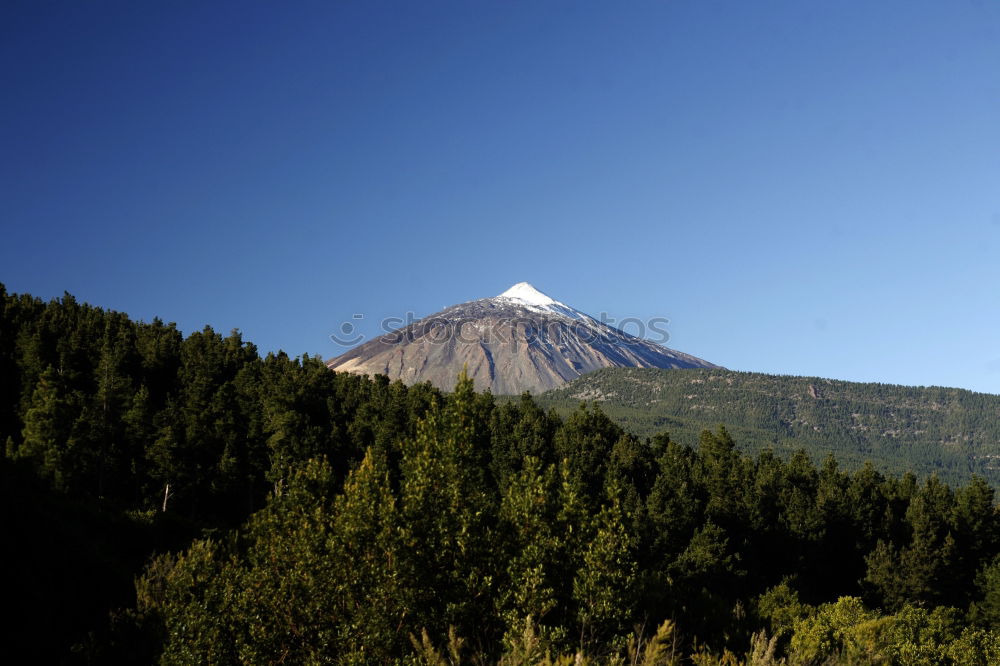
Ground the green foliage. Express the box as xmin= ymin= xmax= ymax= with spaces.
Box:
xmin=554 ymin=403 xmax=625 ymax=503
xmin=329 ymin=448 xmax=409 ymax=660
xmin=497 ymin=455 xmax=565 ymax=647
xmin=16 ymin=366 xmax=74 ymax=488
xmin=137 ymin=539 xmax=237 ymax=664
xmin=398 ymin=372 xmax=500 ymax=642
xmin=538 ymin=367 xmax=1000 ymax=489
xmin=786 ymin=596 xmax=878 ymax=663
xmin=865 ymin=476 xmax=964 ymax=610
xmin=572 ymin=476 xmax=639 ymax=649
xmin=4 ymin=284 xmax=1000 ymax=663
xmin=969 ymin=555 xmax=1000 ymax=629
xmin=756 ymin=581 xmax=808 ymax=638
xmin=785 ymin=597 xmax=1000 ymax=665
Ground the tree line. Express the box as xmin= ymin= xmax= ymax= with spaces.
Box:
xmin=2 ymin=285 xmax=1000 ymax=664
xmin=539 ymin=367 xmax=1000 ymax=488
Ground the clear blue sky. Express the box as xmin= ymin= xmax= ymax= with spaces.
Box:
xmin=2 ymin=1 xmax=999 ymax=393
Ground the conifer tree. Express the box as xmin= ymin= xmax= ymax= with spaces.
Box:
xmin=94 ymin=323 xmax=134 ymax=498
xmin=398 ymin=371 xmax=499 ymax=644
xmin=123 ymin=384 xmax=155 ymax=505
xmin=232 ymin=456 xmax=340 ymax=663
xmin=954 ymin=476 xmax=1000 ymax=596
xmin=328 ymin=448 xmax=409 ymax=660
xmin=867 ymin=476 xmax=960 ymax=609
xmin=17 ymin=366 xmax=73 ymax=488
xmin=498 ymin=455 xmax=562 ymax=647
xmin=646 ymin=435 xmax=702 ymax=561
xmin=572 ymin=476 xmax=639 ymax=650
xmin=697 ymin=426 xmax=748 ymax=529
xmin=554 ymin=403 xmax=623 ymax=503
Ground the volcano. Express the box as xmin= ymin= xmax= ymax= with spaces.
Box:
xmin=326 ymin=282 xmax=722 ymax=394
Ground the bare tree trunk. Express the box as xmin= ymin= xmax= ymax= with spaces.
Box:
xmin=162 ymin=482 xmax=172 ymax=512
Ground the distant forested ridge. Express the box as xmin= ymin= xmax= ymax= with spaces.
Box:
xmin=4 ymin=285 xmax=1000 ymax=664
xmin=538 ymin=367 xmax=1000 ymax=489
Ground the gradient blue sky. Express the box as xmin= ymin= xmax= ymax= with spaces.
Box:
xmin=2 ymin=1 xmax=999 ymax=393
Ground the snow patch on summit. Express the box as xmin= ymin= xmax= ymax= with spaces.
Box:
xmin=498 ymin=282 xmax=558 ymax=305
xmin=495 ymin=282 xmax=590 ymax=321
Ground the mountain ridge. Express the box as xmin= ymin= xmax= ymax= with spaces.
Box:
xmin=535 ymin=366 xmax=1000 ymax=487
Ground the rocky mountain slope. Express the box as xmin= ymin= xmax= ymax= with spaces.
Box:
xmin=326 ymin=283 xmax=721 ymax=394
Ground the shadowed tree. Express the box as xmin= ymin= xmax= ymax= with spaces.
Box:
xmin=16 ymin=366 xmax=74 ymax=489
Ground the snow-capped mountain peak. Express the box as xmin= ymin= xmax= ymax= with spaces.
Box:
xmin=498 ymin=282 xmax=557 ymax=305
xmin=328 ymin=282 xmax=723 ymax=394
xmin=495 ymin=282 xmax=588 ymax=320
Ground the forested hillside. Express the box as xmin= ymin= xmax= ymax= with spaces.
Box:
xmin=4 ymin=285 xmax=1000 ymax=664
xmin=538 ymin=367 xmax=1000 ymax=488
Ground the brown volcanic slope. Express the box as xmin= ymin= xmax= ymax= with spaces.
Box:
xmin=326 ymin=283 xmax=722 ymax=394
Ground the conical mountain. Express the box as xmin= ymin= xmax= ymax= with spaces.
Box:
xmin=327 ymin=282 xmax=722 ymax=394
